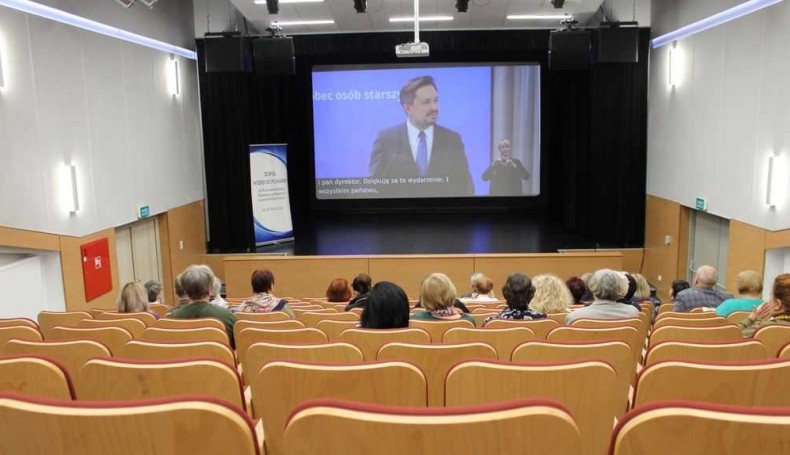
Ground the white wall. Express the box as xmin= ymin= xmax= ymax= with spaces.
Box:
xmin=0 ymin=251 xmax=66 ymax=319
xmin=763 ymin=247 xmax=790 ymax=301
xmin=0 ymin=2 xmax=204 ymax=237
xmin=647 ymin=0 xmax=790 ymax=232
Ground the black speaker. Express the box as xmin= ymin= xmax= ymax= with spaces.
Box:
xmin=592 ymin=28 xmax=639 ymax=63
xmin=204 ymin=37 xmax=252 ymax=73
xmin=253 ymin=37 xmax=295 ymax=76
xmin=549 ymin=30 xmax=591 ymax=70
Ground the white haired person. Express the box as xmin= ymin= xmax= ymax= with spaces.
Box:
xmin=565 ymin=269 xmax=640 ymax=324
xmin=169 ymin=265 xmax=237 ymax=347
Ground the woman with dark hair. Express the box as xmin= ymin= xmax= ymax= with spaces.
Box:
xmin=617 ymin=273 xmax=641 ymax=311
xmin=237 ymin=269 xmax=294 ymax=318
xmin=670 ymin=280 xmax=691 ymax=301
xmin=326 ymin=278 xmax=352 ymax=302
xmin=740 ymin=274 xmax=790 ymax=337
xmin=360 ymin=281 xmax=410 ymax=329
xmin=482 ymin=273 xmax=546 ymax=327
xmin=566 ymin=276 xmax=593 ymax=306
xmin=345 ymin=274 xmax=372 ymax=311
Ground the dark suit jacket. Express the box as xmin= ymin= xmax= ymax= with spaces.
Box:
xmin=368 ymin=123 xmax=474 ymax=196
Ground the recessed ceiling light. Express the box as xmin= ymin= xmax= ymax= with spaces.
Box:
xmin=389 ymin=16 xmax=454 ymax=22
xmin=507 ymin=14 xmax=572 ymax=20
xmin=272 ymin=19 xmax=335 ymax=26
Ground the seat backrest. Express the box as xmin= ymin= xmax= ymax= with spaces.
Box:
xmin=443 ymin=327 xmax=536 ymax=360
xmin=0 ymin=326 xmax=43 ymax=348
xmin=243 ymin=342 xmax=363 ymax=384
xmin=121 ymin=340 xmax=236 ymax=368
xmin=283 ymin=398 xmax=581 ymax=455
xmin=337 ymin=328 xmax=430 ymax=361
xmin=780 ymin=342 xmax=790 ymax=359
xmin=655 ymin=311 xmax=718 ymax=321
xmin=76 ymin=318 xmax=146 ymax=338
xmin=570 ymin=318 xmax=647 ymax=353
xmin=48 ymin=326 xmax=133 ymax=356
xmin=316 ymin=320 xmax=360 ymax=341
xmin=653 ymin=317 xmax=728 ymax=329
xmin=140 ymin=327 xmax=229 ymax=346
xmin=0 ymin=318 xmax=38 ymax=329
xmin=95 ymin=312 xmax=157 ymax=326
xmin=726 ymin=311 xmax=751 ymax=324
xmin=0 ymin=394 xmax=261 ymax=455
xmin=148 ymin=303 xmax=169 ymax=317
xmin=649 ymin=324 xmax=742 ymax=349
xmin=76 ymin=358 xmax=244 ymax=408
xmin=656 ymin=303 xmax=674 ymax=314
xmin=2 ymin=339 xmax=111 ymax=377
xmin=37 ymin=311 xmax=92 ymax=338
xmin=483 ymin=319 xmax=559 ymax=339
xmin=155 ymin=318 xmax=226 ymax=331
xmin=0 ymin=355 xmax=74 ymax=399
xmin=377 ymin=342 xmax=497 ymax=407
xmin=408 ymin=319 xmax=475 ymax=343
xmin=468 ymin=312 xmax=500 ymax=327
xmin=296 ymin=312 xmax=359 ymax=328
xmin=753 ymin=324 xmax=790 ymax=356
xmin=234 ymin=312 xmax=292 ymax=322
xmin=511 ymin=340 xmax=633 ymax=416
xmin=233 ymin=320 xmax=306 ymax=342
xmin=236 ymin=328 xmax=328 ymax=361
xmin=633 ymin=358 xmax=790 ymax=408
xmin=446 ymin=359 xmax=616 ymax=455
xmin=547 ymin=326 xmax=642 ymax=365
xmin=545 ymin=313 xmax=569 ymax=324
xmin=610 ymin=401 xmax=790 ymax=455
xmin=255 ymin=361 xmax=427 ymax=455
xmin=645 ymin=340 xmax=769 ymax=365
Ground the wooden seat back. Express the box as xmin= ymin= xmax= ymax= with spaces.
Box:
xmin=76 ymin=318 xmax=146 ymax=338
xmin=316 ymin=320 xmax=360 ymax=341
xmin=243 ymin=342 xmax=363 ymax=384
xmin=95 ymin=312 xmax=157 ymax=326
xmin=140 ymin=327 xmax=229 ymax=346
xmin=121 ymin=340 xmax=236 ymax=368
xmin=296 ymin=312 xmax=359 ymax=328
xmin=49 ymin=326 xmax=133 ymax=355
xmin=648 ymin=324 xmax=742 ymax=349
xmin=443 ymin=327 xmax=536 ymax=360
xmin=408 ymin=319 xmax=475 ymax=343
xmin=234 ymin=312 xmax=292 ymax=322
xmin=753 ymin=324 xmax=790 ymax=356
xmin=0 ymin=326 xmax=43 ymax=348
xmin=155 ymin=318 xmax=225 ymax=331
xmin=337 ymin=328 xmax=430 ymax=361
xmin=2 ymin=339 xmax=110 ymax=377
xmin=37 ymin=311 xmax=92 ymax=338
xmin=645 ymin=340 xmax=768 ymax=365
xmin=483 ymin=319 xmax=559 ymax=339
xmin=0 ymin=355 xmax=74 ymax=399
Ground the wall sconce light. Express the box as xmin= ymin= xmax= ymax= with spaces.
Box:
xmin=766 ymin=154 xmax=778 ymax=208
xmin=0 ymin=45 xmax=5 ymax=89
xmin=668 ymin=45 xmax=681 ymax=87
xmin=66 ymin=164 xmax=79 ymax=213
xmin=167 ymin=54 xmax=180 ymax=96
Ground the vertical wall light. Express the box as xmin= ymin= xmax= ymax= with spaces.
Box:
xmin=66 ymin=164 xmax=79 ymax=213
xmin=166 ymin=54 xmax=179 ymax=96
xmin=0 ymin=34 xmax=5 ymax=89
xmin=668 ymin=44 xmax=683 ymax=88
xmin=766 ymin=153 xmax=781 ymax=208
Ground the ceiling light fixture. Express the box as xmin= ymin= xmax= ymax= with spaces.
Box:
xmin=389 ymin=16 xmax=454 ymax=22
xmin=455 ymin=0 xmax=469 ymax=13
xmin=507 ymin=14 xmax=572 ymax=20
xmin=353 ymin=0 xmax=366 ymax=13
xmin=271 ymin=19 xmax=335 ymax=26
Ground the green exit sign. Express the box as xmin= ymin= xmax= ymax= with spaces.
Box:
xmin=695 ymin=197 xmax=708 ymax=211
xmin=138 ymin=205 xmax=150 ymax=219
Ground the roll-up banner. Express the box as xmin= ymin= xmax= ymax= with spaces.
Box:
xmin=250 ymin=144 xmax=294 ymax=246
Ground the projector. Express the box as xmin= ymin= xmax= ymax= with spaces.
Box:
xmin=395 ymin=42 xmax=430 ymax=58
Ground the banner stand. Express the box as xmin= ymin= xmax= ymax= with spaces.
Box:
xmin=249 ymin=144 xmax=295 ymax=246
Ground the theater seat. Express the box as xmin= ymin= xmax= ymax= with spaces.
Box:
xmin=0 ymin=355 xmax=74 ymax=399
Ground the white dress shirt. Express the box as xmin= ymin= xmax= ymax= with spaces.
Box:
xmin=406 ymin=122 xmax=434 ymax=165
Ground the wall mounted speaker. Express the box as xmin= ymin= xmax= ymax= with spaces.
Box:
xmin=592 ymin=28 xmax=639 ymax=63
xmin=253 ymin=37 xmax=295 ymax=76
xmin=549 ymin=30 xmax=591 ymax=70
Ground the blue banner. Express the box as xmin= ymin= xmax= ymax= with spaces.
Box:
xmin=250 ymin=144 xmax=294 ymax=245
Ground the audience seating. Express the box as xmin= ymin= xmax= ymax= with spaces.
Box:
xmin=0 ymin=355 xmax=74 ymax=399
xmin=546 ymin=313 xmax=569 ymax=324
xmin=283 ymin=398 xmax=581 ymax=455
xmin=296 ymin=311 xmax=359 ymax=328
xmin=633 ymin=358 xmax=790 ymax=408
xmin=655 ymin=311 xmax=718 ymax=321
xmin=408 ymin=319 xmax=475 ymax=343
xmin=377 ymin=342 xmax=497 ymax=406
xmin=121 ymin=340 xmax=236 ymax=368
xmin=0 ymin=326 xmax=43 ymax=347
xmin=95 ymin=311 xmax=157 ymax=326
xmin=511 ymin=340 xmax=633 ymax=415
xmin=148 ymin=303 xmax=169 ymax=317
xmin=0 ymin=394 xmax=263 ymax=454
xmin=610 ymin=401 xmax=790 ymax=455
xmin=443 ymin=327 xmax=536 ymax=360
xmin=234 ymin=312 xmax=292 ymax=322
xmin=254 ymin=360 xmax=428 ymax=455
xmin=547 ymin=326 xmax=641 ymax=365
xmin=2 ymin=339 xmax=111 ymax=377
xmin=86 ymin=309 xmax=109 ymax=318
xmin=726 ymin=311 xmax=751 ymax=324
xmin=315 ymin=320 xmax=359 ymax=341
xmin=653 ymin=317 xmax=728 ymax=329
xmin=468 ymin=312 xmax=500 ymax=327
xmin=236 ymin=328 xmax=328 ymax=363
xmin=154 ymin=318 xmax=226 ymax=331
xmin=644 ymin=340 xmax=768 ymax=365
xmin=76 ymin=318 xmax=146 ymax=338
xmin=648 ymin=324 xmax=742 ymax=349
xmin=37 ymin=311 xmax=92 ymax=338
xmin=656 ymin=303 xmax=674 ymax=314
xmin=337 ymin=328 xmax=430 ymax=361
xmin=445 ymin=359 xmax=617 ymax=455
xmin=484 ymin=319 xmax=559 ymax=339
xmin=243 ymin=342 xmax=363 ymax=384
xmin=753 ymin=325 xmax=790 ymax=356
xmin=780 ymin=342 xmax=790 ymax=358
xmin=292 ymin=308 xmax=336 ymax=316
xmin=233 ymin=320 xmax=305 ymax=342
xmin=570 ymin=318 xmax=647 ymax=354
xmin=48 ymin=326 xmax=133 ymax=355
xmin=0 ymin=318 xmax=38 ymax=329
xmin=140 ymin=327 xmax=229 ymax=345
xmin=76 ymin=358 xmax=245 ymax=409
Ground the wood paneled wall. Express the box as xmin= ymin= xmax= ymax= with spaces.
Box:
xmin=726 ymin=221 xmax=767 ymax=290
xmin=643 ymin=195 xmax=690 ymax=300
xmin=59 ymin=229 xmax=120 ymax=311
xmin=158 ymin=200 xmax=210 ymax=304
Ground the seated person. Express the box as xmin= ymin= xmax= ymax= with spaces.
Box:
xmin=566 ymin=276 xmax=593 ymax=306
xmin=410 ymin=273 xmax=476 ymax=325
xmin=617 ymin=274 xmax=642 ymax=311
xmin=529 ymin=274 xmax=574 ymax=314
xmin=326 ymin=278 xmax=352 ymax=303
xmin=716 ymin=270 xmax=763 ymax=317
xmin=236 ymin=269 xmax=295 ymax=318
xmin=461 ymin=276 xmax=498 ymax=302
xmin=359 ymin=281 xmax=410 ymax=329
xmin=168 ymin=265 xmax=237 ymax=347
xmin=117 ymin=282 xmax=160 ymax=319
xmin=173 ymin=274 xmax=189 ymax=306
xmin=739 ymin=274 xmax=790 ymax=337
xmin=483 ymin=273 xmax=546 ymax=327
xmin=345 ymin=274 xmax=372 ymax=311
xmin=565 ymin=269 xmax=640 ymax=324
xmin=669 ymin=279 xmax=690 ymax=301
xmin=144 ymin=280 xmax=163 ymax=304
xmin=209 ymin=277 xmax=229 ymax=309
xmin=630 ymin=273 xmax=661 ymax=306
xmin=673 ymin=265 xmax=732 ymax=312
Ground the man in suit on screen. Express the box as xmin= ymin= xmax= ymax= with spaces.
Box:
xmin=368 ymin=75 xmax=474 ymax=196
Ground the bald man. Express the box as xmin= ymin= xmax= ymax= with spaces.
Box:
xmin=673 ymin=265 xmax=733 ymax=312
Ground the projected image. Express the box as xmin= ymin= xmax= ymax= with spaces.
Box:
xmin=313 ymin=64 xmax=540 ymax=199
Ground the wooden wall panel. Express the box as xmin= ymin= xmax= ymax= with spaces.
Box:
xmin=643 ymin=195 xmax=684 ymax=300
xmin=159 ymin=201 xmax=209 ymax=302
xmin=59 ymin=228 xmax=120 ymax=311
xmin=726 ymin=220 xmax=767 ymax=290
xmin=561 ymin=249 xmax=643 ymax=273
xmin=0 ymin=225 xmax=60 ymax=251
xmin=224 ymin=256 xmax=370 ymax=299
xmin=766 ymin=229 xmax=790 ymax=250
xmin=368 ymin=256 xmax=474 ymax=299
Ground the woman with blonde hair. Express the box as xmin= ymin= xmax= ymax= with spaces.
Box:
xmin=529 ymin=274 xmax=574 ymax=314
xmin=117 ymin=282 xmax=159 ymax=318
xmin=739 ymin=273 xmax=790 ymax=337
xmin=411 ymin=273 xmax=475 ymax=325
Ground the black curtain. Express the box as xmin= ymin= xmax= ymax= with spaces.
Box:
xmin=196 ymin=29 xmax=649 ymax=253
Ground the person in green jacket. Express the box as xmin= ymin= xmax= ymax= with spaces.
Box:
xmin=410 ymin=272 xmax=476 ymax=326
xmin=168 ymin=264 xmax=237 ymax=348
